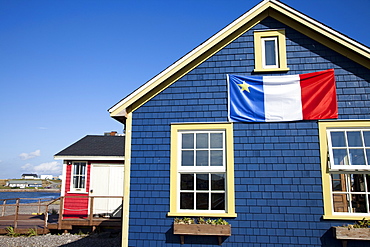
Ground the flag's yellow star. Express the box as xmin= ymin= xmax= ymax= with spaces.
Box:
xmin=237 ymin=82 xmax=251 ymax=93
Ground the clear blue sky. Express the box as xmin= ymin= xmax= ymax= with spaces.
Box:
xmin=0 ymin=0 xmax=369 ymax=179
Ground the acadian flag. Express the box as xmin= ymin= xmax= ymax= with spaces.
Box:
xmin=227 ymin=69 xmax=337 ymax=122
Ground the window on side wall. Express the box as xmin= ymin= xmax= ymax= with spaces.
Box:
xmin=71 ymin=161 xmax=87 ymax=192
xmin=168 ymin=123 xmax=236 ymax=218
xmin=319 ymin=121 xmax=370 ymax=219
xmin=253 ymin=29 xmax=289 ymax=72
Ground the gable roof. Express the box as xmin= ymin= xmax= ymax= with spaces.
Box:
xmin=109 ymin=0 xmax=370 ymax=123
xmin=54 ymin=135 xmax=125 ymax=160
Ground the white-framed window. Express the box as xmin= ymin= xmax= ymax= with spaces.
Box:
xmin=261 ymin=36 xmax=279 ymax=69
xmin=71 ymin=161 xmax=87 ymax=191
xmin=178 ymin=131 xmax=226 ymax=213
xmin=327 ymin=128 xmax=370 ymax=214
xmin=319 ymin=121 xmax=370 ymax=219
xmin=168 ymin=123 xmax=236 ymax=217
xmin=327 ymin=129 xmax=370 ymax=171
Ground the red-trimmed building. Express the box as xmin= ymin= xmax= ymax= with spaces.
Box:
xmin=54 ymin=132 xmax=125 ymax=219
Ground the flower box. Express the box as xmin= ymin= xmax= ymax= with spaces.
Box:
xmin=333 ymin=226 xmax=370 ymax=240
xmin=174 ymin=223 xmax=231 ymax=236
xmin=173 ymin=223 xmax=231 ymax=245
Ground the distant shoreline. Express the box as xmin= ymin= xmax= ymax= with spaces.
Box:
xmin=0 ymin=189 xmax=60 ymax=192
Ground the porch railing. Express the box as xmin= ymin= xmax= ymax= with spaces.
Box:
xmin=0 ymin=197 xmax=55 ymax=233
xmin=57 ymin=195 xmax=124 ymax=229
xmin=0 ymin=195 xmax=124 ymax=233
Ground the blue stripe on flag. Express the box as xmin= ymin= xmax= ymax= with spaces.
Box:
xmin=228 ymin=75 xmax=265 ymax=122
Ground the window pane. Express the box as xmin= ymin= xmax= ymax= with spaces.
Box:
xmin=333 ymin=194 xmax=349 ymax=212
xmin=182 ymin=133 xmax=194 ymax=149
xmin=347 ymin=131 xmax=363 ymax=147
xmin=196 ymin=133 xmax=208 ymax=148
xmin=196 ymin=193 xmax=209 ymax=210
xmin=180 ymin=192 xmax=194 ymax=209
xmin=264 ymin=40 xmax=277 ymax=66
xmin=331 ymin=174 xmax=340 ymax=191
xmin=76 ymin=164 xmax=80 ymax=175
xmin=210 ymin=150 xmax=223 ymax=166
xmin=211 ymin=193 xmax=225 ymax=210
xmin=331 ymin=131 xmax=346 ymax=147
xmin=211 ymin=174 xmax=225 ymax=190
xmin=351 ymin=174 xmax=365 ymax=192
xmin=81 ymin=164 xmax=86 ymax=175
xmin=210 ymin=133 xmax=223 ymax=148
xmin=367 ymin=174 xmax=370 ymax=192
xmin=80 ymin=177 xmax=85 ymax=188
xmin=349 ymin=149 xmax=366 ymax=165
xmin=182 ymin=151 xmax=194 ymax=166
xmin=181 ymin=174 xmax=194 ymax=190
xmin=363 ymin=131 xmax=370 ymax=147
xmin=73 ymin=176 xmax=78 ymax=188
xmin=332 ymin=149 xmax=349 ymax=165
xmin=196 ymin=150 xmax=208 ymax=166
xmin=352 ymin=194 xmax=367 ymax=213
xmin=73 ymin=165 xmax=78 ymax=175
xmin=196 ymin=174 xmax=209 ymax=190
xmin=76 ymin=163 xmax=81 ymax=175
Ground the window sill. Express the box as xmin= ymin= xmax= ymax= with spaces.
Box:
xmin=329 ymin=167 xmax=370 ymax=172
xmin=253 ymin=67 xmax=290 ymax=73
xmin=168 ymin=212 xmax=237 ymax=218
xmin=323 ymin=214 xmax=370 ymax=220
xmin=67 ymin=191 xmax=89 ymax=194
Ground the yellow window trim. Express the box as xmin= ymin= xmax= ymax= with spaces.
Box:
xmin=318 ymin=120 xmax=370 ymax=220
xmin=168 ymin=122 xmax=237 ymax=218
xmin=253 ymin=29 xmax=289 ymax=72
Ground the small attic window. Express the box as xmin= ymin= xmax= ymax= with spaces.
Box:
xmin=253 ymin=29 xmax=289 ymax=72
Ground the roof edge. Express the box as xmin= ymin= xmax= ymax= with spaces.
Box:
xmin=54 ymin=155 xmax=125 ymax=161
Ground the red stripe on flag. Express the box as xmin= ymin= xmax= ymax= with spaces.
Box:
xmin=300 ymin=69 xmax=338 ymax=120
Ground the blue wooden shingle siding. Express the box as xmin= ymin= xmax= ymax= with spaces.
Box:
xmin=128 ymin=17 xmax=370 ymax=246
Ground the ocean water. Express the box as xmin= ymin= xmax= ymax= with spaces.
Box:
xmin=0 ymin=191 xmax=61 ymax=204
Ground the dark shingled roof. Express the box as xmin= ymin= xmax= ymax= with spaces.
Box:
xmin=55 ymin=135 xmax=125 ymax=157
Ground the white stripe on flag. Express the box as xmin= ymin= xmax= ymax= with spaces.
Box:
xmin=263 ymin=75 xmax=302 ymax=122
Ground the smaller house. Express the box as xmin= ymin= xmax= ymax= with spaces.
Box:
xmin=21 ymin=174 xmax=38 ymax=179
xmin=54 ymin=131 xmax=125 ymax=220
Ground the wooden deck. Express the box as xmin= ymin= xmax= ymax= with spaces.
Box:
xmin=0 ymin=214 xmax=121 ymax=234
xmin=0 ymin=196 xmax=123 ymax=234
xmin=48 ymin=217 xmax=122 ymax=230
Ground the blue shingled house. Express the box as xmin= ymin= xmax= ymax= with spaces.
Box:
xmin=109 ymin=0 xmax=370 ymax=246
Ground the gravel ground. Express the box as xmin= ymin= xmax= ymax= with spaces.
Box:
xmin=0 ymin=232 xmax=121 ymax=247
